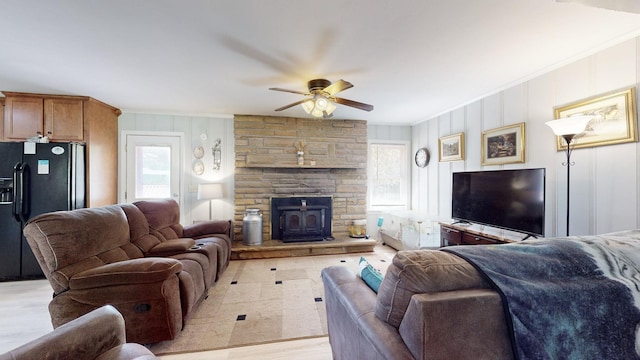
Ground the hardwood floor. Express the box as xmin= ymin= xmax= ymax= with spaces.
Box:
xmin=0 ymin=279 xmax=53 ymax=353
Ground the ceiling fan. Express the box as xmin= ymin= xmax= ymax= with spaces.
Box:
xmin=269 ymin=79 xmax=374 ymax=118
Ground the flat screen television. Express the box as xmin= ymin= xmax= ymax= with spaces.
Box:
xmin=451 ymin=168 xmax=545 ymax=237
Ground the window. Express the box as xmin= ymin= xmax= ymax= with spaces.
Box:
xmin=122 ymin=133 xmax=182 ymax=204
xmin=135 ymin=145 xmax=172 ymax=199
xmin=368 ymin=141 xmax=409 ymax=210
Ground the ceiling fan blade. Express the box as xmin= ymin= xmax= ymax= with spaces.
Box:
xmin=333 ymin=97 xmax=374 ymax=112
xmin=274 ymin=99 xmax=309 ymax=111
xmin=269 ymin=87 xmax=309 ymax=96
xmin=323 ymin=79 xmax=353 ymax=96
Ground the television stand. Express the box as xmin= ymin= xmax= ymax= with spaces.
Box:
xmin=439 ymin=222 xmax=525 ymax=247
xmin=451 ymin=220 xmax=472 ymax=225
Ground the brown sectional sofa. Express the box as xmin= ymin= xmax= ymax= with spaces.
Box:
xmin=321 ymin=250 xmax=513 ymax=360
xmin=23 ymin=200 xmax=232 ymax=345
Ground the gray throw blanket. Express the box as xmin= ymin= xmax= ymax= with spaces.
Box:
xmin=443 ymin=230 xmax=640 ymax=360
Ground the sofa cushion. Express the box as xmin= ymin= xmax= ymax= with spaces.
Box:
xmin=147 ymin=238 xmax=197 ymax=256
xmin=134 ymin=199 xmax=184 ymax=240
xmin=375 ymin=250 xmax=489 ymax=328
xmin=119 ymin=203 xmax=163 ymax=253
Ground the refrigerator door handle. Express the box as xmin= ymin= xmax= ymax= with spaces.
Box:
xmin=12 ymin=163 xmax=22 ymax=222
xmin=12 ymin=162 xmax=29 ymax=223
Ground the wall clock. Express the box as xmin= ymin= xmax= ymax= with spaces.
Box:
xmin=415 ymin=148 xmax=430 ymax=168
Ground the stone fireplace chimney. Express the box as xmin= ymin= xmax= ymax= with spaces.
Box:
xmin=233 ymin=115 xmax=367 ymax=242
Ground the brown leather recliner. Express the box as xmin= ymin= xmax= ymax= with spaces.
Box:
xmin=24 ymin=205 xmax=185 ymax=344
xmin=0 ymin=305 xmax=158 ymax=360
xmin=23 ymin=201 xmax=233 ymax=345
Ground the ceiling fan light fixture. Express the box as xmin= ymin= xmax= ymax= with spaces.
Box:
xmin=301 ymin=94 xmax=336 ymax=118
xmin=325 ymin=101 xmax=336 ymax=117
xmin=272 ymin=78 xmax=372 ymax=116
xmin=315 ymin=95 xmax=328 ymax=111
xmin=301 ymin=99 xmax=315 ymax=114
xmin=311 ymin=108 xmax=323 ymax=118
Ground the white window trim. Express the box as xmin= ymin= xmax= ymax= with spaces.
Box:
xmin=367 ymin=139 xmax=411 ymax=211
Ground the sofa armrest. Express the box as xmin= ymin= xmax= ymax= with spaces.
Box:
xmin=146 ymin=238 xmax=196 ymax=256
xmin=399 ymin=289 xmax=514 ymax=360
xmin=321 ymin=266 xmax=414 ymax=360
xmin=0 ymin=305 xmax=156 ymax=360
xmin=69 ymin=258 xmax=183 ymax=290
xmin=184 ymin=220 xmax=232 ymax=239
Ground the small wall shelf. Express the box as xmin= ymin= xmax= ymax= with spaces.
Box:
xmin=240 ymin=155 xmax=364 ymax=169
xmin=241 ymin=163 xmax=364 ymax=169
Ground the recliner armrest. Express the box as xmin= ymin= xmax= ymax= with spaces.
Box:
xmin=399 ymin=289 xmax=514 ymax=360
xmin=69 ymin=258 xmax=183 ymax=290
xmin=0 ymin=305 xmax=157 ymax=360
xmin=146 ymin=238 xmax=196 ymax=256
xmin=321 ymin=266 xmax=415 ymax=360
xmin=184 ymin=220 xmax=232 ymax=239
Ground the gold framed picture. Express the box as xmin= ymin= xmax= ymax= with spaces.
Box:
xmin=481 ymin=123 xmax=525 ymax=166
xmin=553 ymin=87 xmax=638 ymax=150
xmin=438 ymin=132 xmax=465 ymax=162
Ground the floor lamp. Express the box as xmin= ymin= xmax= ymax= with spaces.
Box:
xmin=197 ymin=183 xmax=223 ymax=221
xmin=545 ymin=116 xmax=593 ymax=236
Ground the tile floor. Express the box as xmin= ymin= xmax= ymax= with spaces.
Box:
xmin=149 ymin=246 xmax=396 ymax=355
xmin=0 ymin=245 xmax=397 ymax=358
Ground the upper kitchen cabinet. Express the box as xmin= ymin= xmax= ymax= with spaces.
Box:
xmin=2 ymin=91 xmax=121 ymax=207
xmin=45 ymin=97 xmax=84 ymax=141
xmin=3 ymin=92 xmax=84 ymax=141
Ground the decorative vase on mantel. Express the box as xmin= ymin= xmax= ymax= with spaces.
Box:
xmin=297 ymin=150 xmax=304 ymax=165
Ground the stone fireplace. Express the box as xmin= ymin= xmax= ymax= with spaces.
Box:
xmin=233 ymin=115 xmax=367 ymax=243
xmin=271 ymin=196 xmax=332 ymax=242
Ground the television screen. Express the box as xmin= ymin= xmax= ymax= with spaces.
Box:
xmin=452 ymin=168 xmax=545 ymax=237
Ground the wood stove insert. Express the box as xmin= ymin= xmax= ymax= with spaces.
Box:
xmin=271 ymin=196 xmax=332 ymax=242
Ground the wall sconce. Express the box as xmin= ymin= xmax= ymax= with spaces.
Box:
xmin=212 ymin=138 xmax=221 ymax=171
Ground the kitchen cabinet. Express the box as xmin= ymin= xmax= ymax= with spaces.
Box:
xmin=45 ymin=97 xmax=84 ymax=140
xmin=3 ymin=92 xmax=83 ymax=141
xmin=1 ymin=91 xmax=121 ymax=207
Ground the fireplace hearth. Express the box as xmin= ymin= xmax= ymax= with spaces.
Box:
xmin=271 ymin=196 xmax=332 ymax=242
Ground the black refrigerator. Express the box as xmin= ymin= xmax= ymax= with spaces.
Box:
xmin=0 ymin=142 xmax=85 ymax=280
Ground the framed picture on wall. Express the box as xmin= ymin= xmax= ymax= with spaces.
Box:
xmin=438 ymin=132 xmax=465 ymax=162
xmin=553 ymin=87 xmax=638 ymax=150
xmin=481 ymin=122 xmax=525 ymax=166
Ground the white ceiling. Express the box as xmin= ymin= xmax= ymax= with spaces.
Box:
xmin=2 ymin=1 xmax=640 ymax=126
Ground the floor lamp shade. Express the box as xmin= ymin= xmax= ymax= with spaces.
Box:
xmin=545 ymin=115 xmax=593 ymax=236
xmin=197 ymin=183 xmax=223 ymax=220
xmin=545 ymin=116 xmax=593 ymax=137
xmin=197 ymin=183 xmax=223 ymax=200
